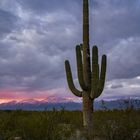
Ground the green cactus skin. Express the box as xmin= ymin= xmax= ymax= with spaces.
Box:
xmin=65 ymin=0 xmax=107 ymax=130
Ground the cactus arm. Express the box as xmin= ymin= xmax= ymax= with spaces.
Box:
xmin=91 ymin=46 xmax=99 ymax=99
xmin=95 ymin=55 xmax=107 ymax=98
xmin=76 ymin=45 xmax=87 ymax=90
xmin=65 ymin=60 xmax=82 ymax=97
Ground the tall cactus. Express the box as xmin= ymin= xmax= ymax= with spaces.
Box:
xmin=65 ymin=0 xmax=107 ymax=130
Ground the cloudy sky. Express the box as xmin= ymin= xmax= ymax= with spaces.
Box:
xmin=0 ymin=0 xmax=140 ymax=103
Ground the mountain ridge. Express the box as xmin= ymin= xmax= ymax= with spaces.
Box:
xmin=0 ymin=98 xmax=140 ymax=111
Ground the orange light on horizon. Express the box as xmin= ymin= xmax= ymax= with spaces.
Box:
xmin=0 ymin=97 xmax=49 ymax=104
xmin=0 ymin=89 xmax=49 ymax=104
xmin=0 ymin=88 xmax=80 ymax=104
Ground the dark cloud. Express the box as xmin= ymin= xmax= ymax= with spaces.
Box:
xmin=0 ymin=9 xmax=19 ymax=37
xmin=18 ymin=0 xmax=82 ymax=15
xmin=91 ymin=0 xmax=140 ymax=45
xmin=0 ymin=0 xmax=140 ymax=100
xmin=107 ymin=37 xmax=140 ymax=80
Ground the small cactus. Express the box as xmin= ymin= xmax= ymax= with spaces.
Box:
xmin=64 ymin=0 xmax=107 ymax=131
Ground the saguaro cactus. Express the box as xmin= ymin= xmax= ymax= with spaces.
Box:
xmin=65 ymin=0 xmax=107 ymax=130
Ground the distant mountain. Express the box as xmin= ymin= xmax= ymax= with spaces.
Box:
xmin=0 ymin=98 xmax=140 ymax=111
xmin=94 ymin=98 xmax=140 ymax=110
xmin=0 ymin=100 xmax=82 ymax=111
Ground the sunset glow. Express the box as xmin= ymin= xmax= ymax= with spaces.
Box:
xmin=0 ymin=88 xmax=81 ymax=104
xmin=0 ymin=0 xmax=140 ymax=104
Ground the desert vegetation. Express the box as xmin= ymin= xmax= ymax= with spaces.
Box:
xmin=0 ymin=109 xmax=139 ymax=140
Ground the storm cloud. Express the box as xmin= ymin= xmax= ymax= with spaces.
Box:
xmin=0 ymin=0 xmax=140 ymax=102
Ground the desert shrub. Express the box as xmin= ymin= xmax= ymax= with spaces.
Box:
xmin=0 ymin=109 xmax=139 ymax=140
xmin=93 ymin=109 xmax=140 ymax=140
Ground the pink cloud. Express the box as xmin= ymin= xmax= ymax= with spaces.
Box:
xmin=0 ymin=88 xmax=81 ymax=103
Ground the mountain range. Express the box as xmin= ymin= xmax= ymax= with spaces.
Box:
xmin=0 ymin=98 xmax=140 ymax=111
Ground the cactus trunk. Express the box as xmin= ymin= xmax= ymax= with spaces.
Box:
xmin=64 ymin=0 xmax=107 ymax=137
xmin=83 ymin=92 xmax=93 ymax=129
xmin=83 ymin=0 xmax=91 ymax=90
xmin=82 ymin=0 xmax=93 ymax=130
